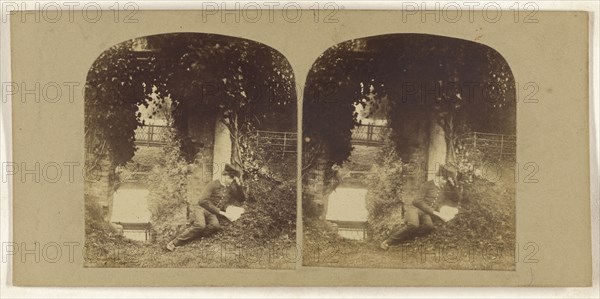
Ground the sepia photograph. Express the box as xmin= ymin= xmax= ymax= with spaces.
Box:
xmin=84 ymin=33 xmax=297 ymax=269
xmin=302 ymin=34 xmax=517 ymax=270
xmin=5 ymin=7 xmax=593 ymax=289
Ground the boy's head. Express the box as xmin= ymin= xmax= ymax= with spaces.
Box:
xmin=222 ymin=163 xmax=241 ymax=185
xmin=438 ymin=164 xmax=458 ymax=185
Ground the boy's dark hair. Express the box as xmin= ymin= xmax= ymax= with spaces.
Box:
xmin=222 ymin=163 xmax=242 ymax=178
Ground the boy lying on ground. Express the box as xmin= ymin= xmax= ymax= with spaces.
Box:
xmin=166 ymin=163 xmax=248 ymax=251
xmin=380 ymin=165 xmax=463 ymax=250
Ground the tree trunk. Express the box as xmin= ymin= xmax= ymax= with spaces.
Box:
xmin=427 ymin=109 xmax=459 ymax=181
xmin=213 ymin=113 xmax=232 ymax=174
xmin=443 ymin=112 xmax=457 ymax=165
xmin=227 ymin=112 xmax=244 ymax=174
xmin=426 ymin=112 xmax=447 ymax=180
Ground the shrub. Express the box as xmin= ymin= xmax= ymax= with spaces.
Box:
xmin=214 ymin=174 xmax=296 ymax=243
xmin=146 ymin=127 xmax=190 ymax=243
xmin=423 ymin=177 xmax=516 ymax=246
xmin=302 ymin=191 xmax=321 ymax=221
xmin=85 ymin=194 xmax=115 ymax=235
xmin=365 ymin=138 xmax=405 ymax=241
xmin=454 ymin=132 xmax=485 ymax=184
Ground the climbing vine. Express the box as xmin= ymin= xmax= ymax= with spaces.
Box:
xmin=85 ymin=34 xmax=297 ymax=175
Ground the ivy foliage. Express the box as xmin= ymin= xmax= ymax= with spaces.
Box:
xmin=85 ymin=33 xmax=297 ymax=169
xmin=85 ymin=39 xmax=154 ymax=166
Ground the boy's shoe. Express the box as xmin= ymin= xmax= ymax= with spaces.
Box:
xmin=380 ymin=240 xmax=390 ymax=251
xmin=166 ymin=241 xmax=176 ymax=252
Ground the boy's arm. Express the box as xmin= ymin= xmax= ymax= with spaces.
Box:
xmin=414 ymin=199 xmax=454 ymax=222
xmin=197 ymin=181 xmax=223 ymax=215
xmin=413 ymin=181 xmax=437 ymax=216
xmin=413 ymin=199 xmax=436 ymax=216
xmin=455 ymin=185 xmax=464 ymax=203
xmin=198 ymin=200 xmax=221 ymax=215
xmin=413 ymin=181 xmax=455 ymax=221
xmin=231 ymin=177 xmax=249 ymax=202
xmin=445 ymin=182 xmax=463 ymax=203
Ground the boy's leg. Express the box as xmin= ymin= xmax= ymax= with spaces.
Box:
xmin=171 ymin=206 xmax=207 ymax=247
xmin=418 ymin=211 xmax=434 ymax=234
xmin=383 ymin=206 xmax=421 ymax=247
xmin=202 ymin=209 xmax=221 ymax=236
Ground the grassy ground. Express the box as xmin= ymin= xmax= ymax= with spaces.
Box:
xmin=303 ymin=219 xmax=515 ymax=270
xmin=85 ymin=199 xmax=296 ymax=269
xmin=85 ymin=236 xmax=297 ymax=269
xmin=85 ymin=183 xmax=297 ymax=269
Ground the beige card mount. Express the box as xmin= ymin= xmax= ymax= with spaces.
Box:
xmin=8 ymin=10 xmax=591 ymax=286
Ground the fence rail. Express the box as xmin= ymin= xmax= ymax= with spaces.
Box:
xmin=458 ymin=132 xmax=516 ymax=162
xmin=134 ymin=125 xmax=298 ymax=154
xmin=351 ymin=124 xmax=387 ymax=146
xmin=256 ymin=130 xmax=297 ymax=155
xmin=134 ymin=124 xmax=169 ymax=147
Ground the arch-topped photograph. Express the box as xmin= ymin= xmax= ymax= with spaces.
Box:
xmin=84 ymin=33 xmax=298 ymax=268
xmin=302 ymin=34 xmax=516 ymax=270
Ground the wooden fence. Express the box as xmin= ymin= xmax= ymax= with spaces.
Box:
xmin=458 ymin=132 xmax=516 ymax=162
xmin=134 ymin=124 xmax=169 ymax=147
xmin=133 ymin=125 xmax=298 ymax=155
xmin=351 ymin=124 xmax=386 ymax=146
xmin=256 ymin=130 xmax=297 ymax=156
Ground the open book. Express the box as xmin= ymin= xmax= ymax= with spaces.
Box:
xmin=437 ymin=206 xmax=459 ymax=222
xmin=223 ymin=206 xmax=245 ymax=222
